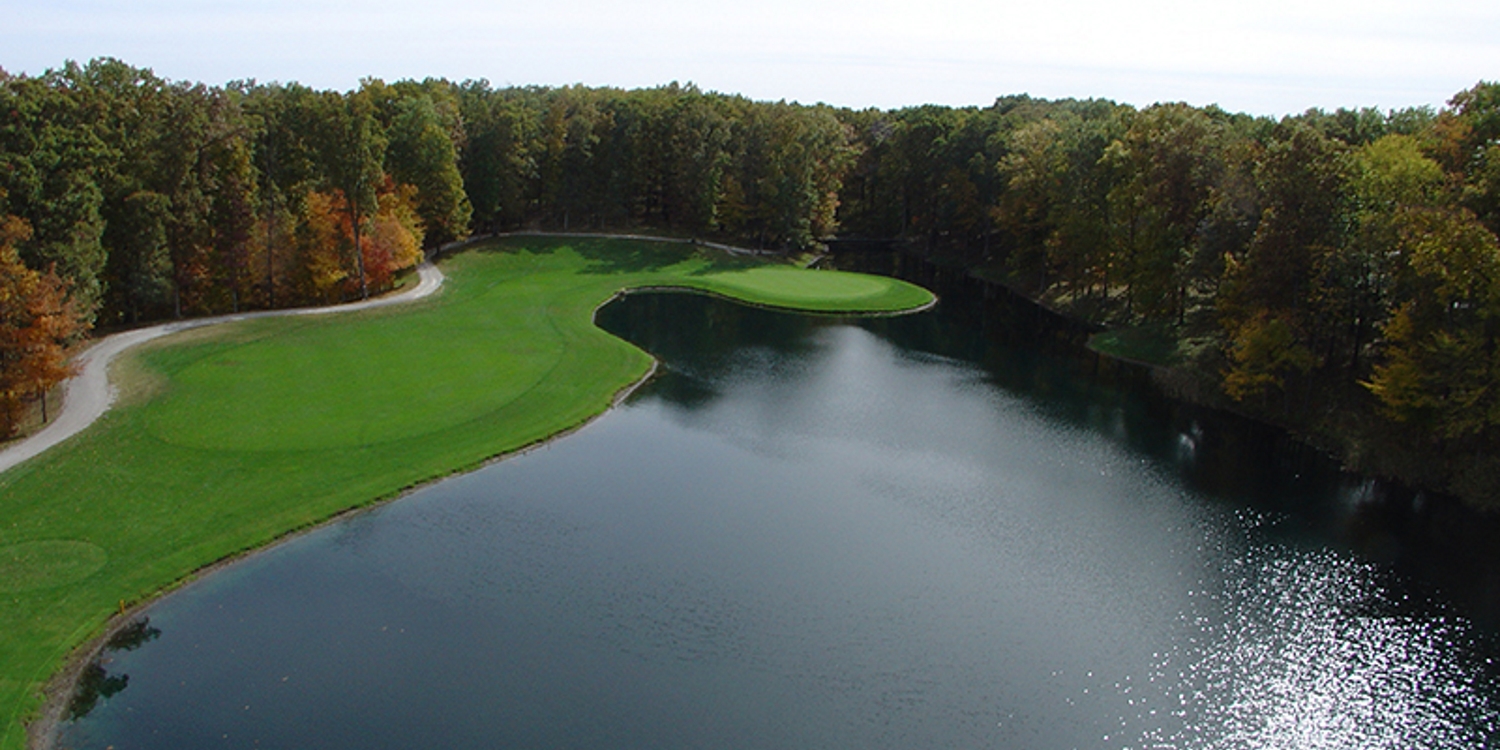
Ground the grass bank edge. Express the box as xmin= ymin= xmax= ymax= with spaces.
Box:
xmin=4 ymin=236 xmax=933 ymax=750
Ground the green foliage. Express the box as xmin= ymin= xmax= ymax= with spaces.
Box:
xmin=4 ymin=55 xmax=1500 ymax=512
xmin=104 ymin=191 xmax=172 ymax=322
xmin=442 ymin=82 xmax=856 ymax=248
xmin=0 ymin=72 xmax=108 ymax=316
xmin=1227 ymin=123 xmax=1351 ymax=315
xmin=386 ymin=95 xmax=472 ymax=248
xmin=1352 ymin=134 xmax=1445 ymax=209
xmin=825 ymin=84 xmax=1500 ymax=505
xmin=1222 ymin=312 xmax=1316 ymax=401
xmin=0 ymin=63 xmax=905 ymax=321
xmin=1106 ymin=104 xmax=1226 ymax=321
xmin=313 ymin=89 xmax=386 ymax=298
xmin=1365 ymin=208 xmax=1500 ymax=438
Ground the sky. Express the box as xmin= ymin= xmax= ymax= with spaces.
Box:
xmin=3 ymin=0 xmax=1497 ymax=117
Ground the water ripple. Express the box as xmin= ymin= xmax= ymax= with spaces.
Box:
xmin=1140 ymin=547 xmax=1500 ymax=749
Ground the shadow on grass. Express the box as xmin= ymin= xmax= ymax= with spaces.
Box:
xmin=1088 ymin=323 xmax=1180 ymax=366
xmin=474 ymin=234 xmax=773 ymax=276
xmin=573 ymin=238 xmax=692 ymax=274
xmin=684 ymin=254 xmax=765 ymax=276
xmin=571 ymin=238 xmax=768 ymax=276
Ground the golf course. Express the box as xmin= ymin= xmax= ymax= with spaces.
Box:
xmin=0 ymin=235 xmax=935 ymax=749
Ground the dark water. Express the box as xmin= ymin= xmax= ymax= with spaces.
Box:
xmin=60 ymin=282 xmax=1500 ymax=749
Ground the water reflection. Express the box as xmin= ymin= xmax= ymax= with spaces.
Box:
xmin=67 ymin=618 xmax=159 ymax=721
xmin=60 ymin=288 xmax=1500 ymax=749
xmin=1175 ymin=421 xmax=1203 ymax=466
xmin=1151 ymin=546 xmax=1500 ymax=749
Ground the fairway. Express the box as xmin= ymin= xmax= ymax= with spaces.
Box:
xmin=0 ymin=236 xmax=933 ymax=750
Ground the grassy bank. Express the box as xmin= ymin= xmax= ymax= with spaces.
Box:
xmin=0 ymin=236 xmax=935 ymax=749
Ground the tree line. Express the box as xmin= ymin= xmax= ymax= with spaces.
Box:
xmin=835 ymin=86 xmax=1500 ymax=507
xmin=2 ymin=58 xmax=1498 ymax=507
xmin=0 ymin=60 xmax=856 ymax=437
xmin=0 ymin=62 xmax=863 ymax=319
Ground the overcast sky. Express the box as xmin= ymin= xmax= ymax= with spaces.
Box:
xmin=4 ymin=0 xmax=1496 ymax=116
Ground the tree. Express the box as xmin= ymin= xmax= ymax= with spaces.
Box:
xmin=246 ymin=82 xmax=321 ymax=307
xmin=1449 ymin=82 xmax=1500 ymax=236
xmin=0 ymin=70 xmax=108 ymax=317
xmin=299 ymin=190 xmax=349 ymax=302
xmin=1218 ymin=122 xmax=1350 ymax=393
xmin=457 ymin=84 xmax=535 ymax=233
xmin=104 ymin=190 xmax=172 ymax=323
xmin=0 ymin=213 xmax=89 ymax=436
xmin=313 ymin=89 xmax=385 ymax=299
xmin=1314 ymin=134 xmax=1446 ymax=372
xmin=363 ymin=182 xmax=424 ymax=290
xmin=1365 ymin=207 xmax=1500 ymax=439
xmin=1222 ymin=310 xmax=1316 ymax=403
xmin=1105 ymin=104 xmax=1225 ymax=322
xmin=385 ymin=95 xmax=471 ymax=248
xmin=205 ymin=104 xmax=257 ymax=313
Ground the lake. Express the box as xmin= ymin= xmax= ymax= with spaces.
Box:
xmin=59 ymin=271 xmax=1500 ymax=749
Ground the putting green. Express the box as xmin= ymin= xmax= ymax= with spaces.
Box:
xmin=146 ymin=295 xmax=567 ymax=451
xmin=0 ymin=236 xmax=934 ymax=749
xmin=700 ymin=266 xmax=903 ymax=305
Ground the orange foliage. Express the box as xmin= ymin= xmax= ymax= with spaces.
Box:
xmin=300 ymin=191 xmax=350 ymax=302
xmin=0 ymin=215 xmax=90 ymax=436
xmin=364 ymin=182 xmax=425 ymax=291
xmin=299 ymin=179 xmax=424 ymax=302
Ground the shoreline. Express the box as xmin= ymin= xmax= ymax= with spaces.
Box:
xmin=22 ymin=234 xmax=933 ymax=749
xmin=901 ymin=246 xmax=1454 ymax=505
xmin=608 ymin=284 xmax=939 ymax=318
xmin=28 ymin=353 xmax=663 ymax=750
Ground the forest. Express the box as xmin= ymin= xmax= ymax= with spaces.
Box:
xmin=2 ymin=58 xmax=1498 ymax=506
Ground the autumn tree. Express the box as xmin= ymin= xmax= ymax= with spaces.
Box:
xmin=1365 ymin=208 xmax=1500 ymax=439
xmin=313 ymin=89 xmax=385 ymax=299
xmin=363 ymin=181 xmax=425 ymax=290
xmin=1218 ymin=122 xmax=1350 ymax=402
xmin=0 ymin=212 xmax=89 ymax=436
xmin=298 ymin=190 xmax=349 ymax=302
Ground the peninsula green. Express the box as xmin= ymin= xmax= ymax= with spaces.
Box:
xmin=0 ymin=236 xmax=933 ymax=750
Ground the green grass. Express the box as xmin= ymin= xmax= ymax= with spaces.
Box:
xmin=1087 ymin=324 xmax=1182 ymax=367
xmin=694 ymin=265 xmax=930 ymax=310
xmin=0 ymin=236 xmax=933 ymax=749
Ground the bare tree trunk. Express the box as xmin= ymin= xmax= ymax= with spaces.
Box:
xmin=349 ymin=196 xmax=369 ymax=300
xmin=265 ymin=143 xmax=278 ymax=308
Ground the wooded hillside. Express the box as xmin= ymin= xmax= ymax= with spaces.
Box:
xmin=3 ymin=58 xmax=1498 ymax=506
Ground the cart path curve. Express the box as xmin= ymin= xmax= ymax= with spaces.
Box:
xmin=0 ymin=263 xmax=444 ymax=476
